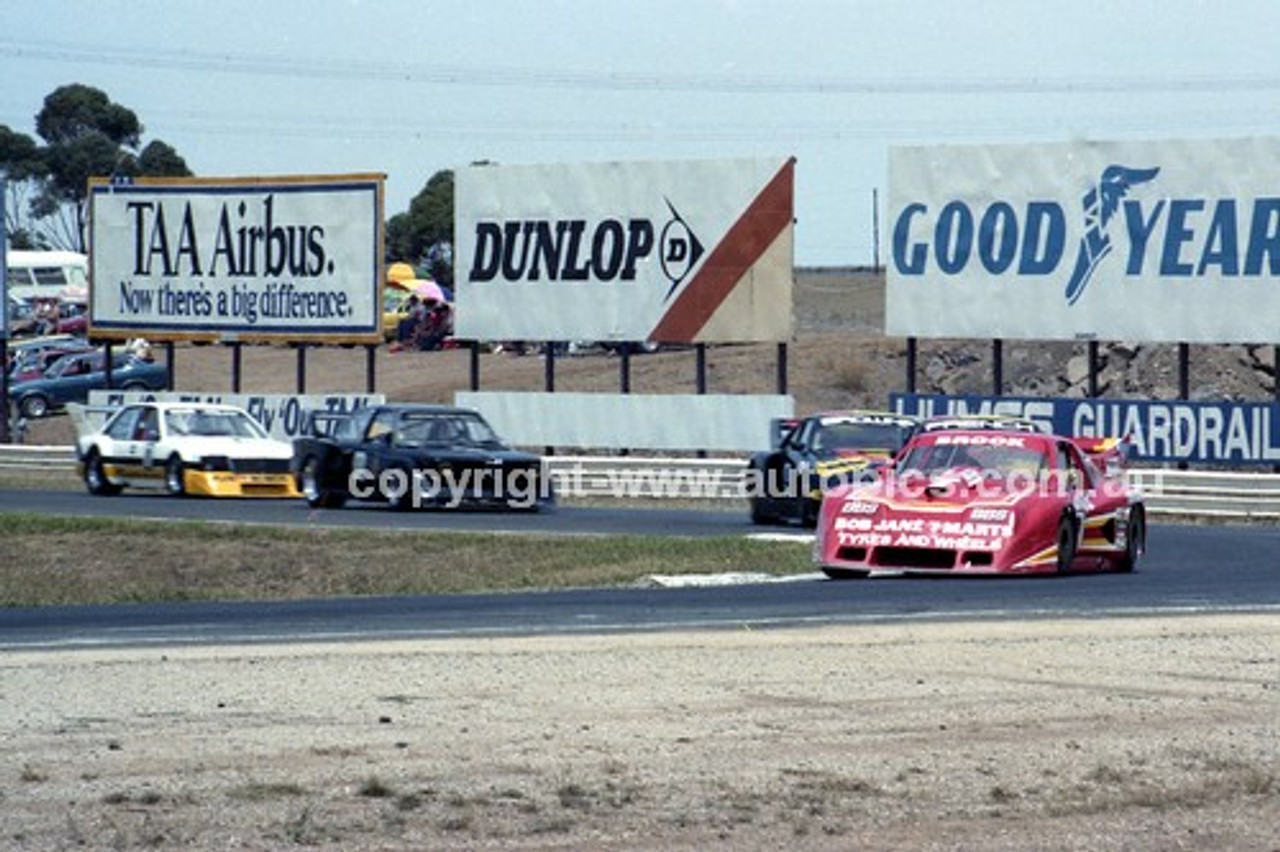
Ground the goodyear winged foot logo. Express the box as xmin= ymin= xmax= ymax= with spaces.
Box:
xmin=1064 ymin=164 xmax=1160 ymax=305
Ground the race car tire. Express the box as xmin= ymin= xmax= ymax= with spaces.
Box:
xmin=749 ymin=497 xmax=777 ymax=525
xmin=801 ymin=497 xmax=821 ymax=528
xmin=300 ymin=455 xmax=346 ymax=509
xmin=387 ymin=466 xmax=416 ymax=511
xmin=164 ymin=455 xmax=187 ymax=497
xmin=822 ymin=567 xmax=870 ymax=580
xmin=19 ymin=394 xmax=49 ymax=419
xmin=1118 ymin=506 xmax=1145 ymax=573
xmin=83 ymin=449 xmax=122 ymax=496
xmin=1055 ymin=514 xmax=1078 ymax=574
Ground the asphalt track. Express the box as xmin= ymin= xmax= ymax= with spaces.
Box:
xmin=1 ymin=489 xmax=1278 ymax=650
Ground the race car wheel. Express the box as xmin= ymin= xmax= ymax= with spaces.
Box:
xmin=164 ymin=455 xmax=187 ymax=497
xmin=19 ymin=394 xmax=49 ymax=419
xmin=1118 ymin=506 xmax=1145 ymax=573
xmin=1055 ymin=514 xmax=1078 ymax=574
xmin=822 ymin=567 xmax=870 ymax=580
xmin=801 ymin=497 xmax=821 ymax=528
xmin=749 ymin=497 xmax=776 ymax=525
xmin=83 ymin=449 xmax=121 ymax=496
xmin=300 ymin=455 xmax=346 ymax=509
xmin=387 ymin=466 xmax=415 ymax=511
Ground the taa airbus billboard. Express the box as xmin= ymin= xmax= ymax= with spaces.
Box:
xmin=88 ymin=174 xmax=384 ymax=345
xmin=455 ymin=157 xmax=795 ymax=344
xmin=886 ymin=137 xmax=1280 ymax=344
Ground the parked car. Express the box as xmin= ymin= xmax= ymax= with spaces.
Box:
xmin=76 ymin=402 xmax=299 ymax=497
xmin=7 ymin=343 xmax=98 ymax=383
xmin=292 ymin=403 xmax=554 ymax=511
xmin=8 ymin=350 xmax=169 ymax=419
xmin=745 ymin=410 xmax=920 ymax=526
xmin=5 ymin=335 xmax=95 ymax=380
xmin=813 ymin=427 xmax=1146 ymax=578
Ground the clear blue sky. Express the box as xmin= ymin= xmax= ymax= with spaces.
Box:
xmin=3 ymin=1 xmax=1278 ymax=266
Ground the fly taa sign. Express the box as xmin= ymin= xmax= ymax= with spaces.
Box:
xmin=455 ymin=157 xmax=795 ymax=343
xmin=88 ymin=174 xmax=385 ymax=344
xmin=886 ymin=137 xmax=1280 ymax=343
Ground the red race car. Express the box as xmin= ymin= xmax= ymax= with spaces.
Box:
xmin=814 ymin=428 xmax=1145 ymax=578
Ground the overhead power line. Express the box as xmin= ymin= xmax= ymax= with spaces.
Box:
xmin=4 ymin=38 xmax=1280 ymax=96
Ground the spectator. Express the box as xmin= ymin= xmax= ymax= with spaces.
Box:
xmin=396 ymin=295 xmax=424 ymax=343
xmin=414 ymin=303 xmax=453 ymax=351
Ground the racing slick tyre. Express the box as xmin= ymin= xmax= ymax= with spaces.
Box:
xmin=19 ymin=394 xmax=49 ymax=419
xmin=387 ymin=465 xmax=416 ymax=511
xmin=82 ymin=449 xmax=121 ymax=496
xmin=1055 ymin=513 xmax=1079 ymax=574
xmin=300 ymin=455 xmax=346 ymax=509
xmin=164 ymin=455 xmax=187 ymax=497
xmin=822 ymin=567 xmax=870 ymax=580
xmin=749 ymin=497 xmax=777 ymax=526
xmin=1118 ymin=506 xmax=1146 ymax=573
xmin=801 ymin=497 xmax=821 ymax=528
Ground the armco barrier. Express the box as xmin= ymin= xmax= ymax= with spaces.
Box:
xmin=1 ymin=445 xmax=1279 ymax=520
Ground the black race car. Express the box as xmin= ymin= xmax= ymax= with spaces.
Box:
xmin=744 ymin=410 xmax=920 ymax=526
xmin=292 ymin=404 xmax=554 ymax=511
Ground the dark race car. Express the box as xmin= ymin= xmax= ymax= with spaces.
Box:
xmin=745 ymin=410 xmax=920 ymax=526
xmin=292 ymin=403 xmax=554 ymax=511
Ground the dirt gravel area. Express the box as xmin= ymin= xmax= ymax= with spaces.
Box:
xmin=2 ymin=613 xmax=1277 ymax=851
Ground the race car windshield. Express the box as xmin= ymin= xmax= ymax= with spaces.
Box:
xmin=396 ymin=414 xmax=503 ymax=448
xmin=167 ymin=409 xmax=268 ymax=439
xmin=812 ymin=422 xmax=911 ymax=458
xmin=897 ymin=442 xmax=1047 ymax=478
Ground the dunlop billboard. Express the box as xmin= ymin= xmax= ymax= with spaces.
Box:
xmin=455 ymin=157 xmax=795 ymax=343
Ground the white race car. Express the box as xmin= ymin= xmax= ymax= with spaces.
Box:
xmin=76 ymin=401 xmax=299 ymax=498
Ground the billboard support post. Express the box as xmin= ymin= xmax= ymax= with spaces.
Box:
xmin=231 ymin=344 xmax=243 ymax=393
xmin=1178 ymin=343 xmax=1190 ymax=399
xmin=776 ymin=343 xmax=788 ymax=395
xmin=620 ymin=347 xmax=631 ymax=394
xmin=905 ymin=338 xmax=918 ymax=394
xmin=992 ymin=339 xmax=1003 ymax=396
xmin=364 ymin=344 xmax=376 ymax=394
xmin=1087 ymin=341 xmax=1100 ymax=397
xmin=469 ymin=342 xmax=480 ymax=391
xmin=296 ymin=345 xmax=307 ymax=394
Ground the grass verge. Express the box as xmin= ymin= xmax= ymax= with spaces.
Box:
xmin=0 ymin=514 xmax=811 ymax=607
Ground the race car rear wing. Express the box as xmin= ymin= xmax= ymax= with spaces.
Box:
xmin=1070 ymin=435 xmax=1132 ymax=478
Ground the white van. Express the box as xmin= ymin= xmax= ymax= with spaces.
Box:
xmin=5 ymin=249 xmax=90 ymax=301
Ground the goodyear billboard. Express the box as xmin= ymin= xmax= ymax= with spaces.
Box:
xmin=455 ymin=157 xmax=795 ymax=343
xmin=887 ymin=138 xmax=1280 ymax=343
xmin=88 ymin=174 xmax=385 ymax=344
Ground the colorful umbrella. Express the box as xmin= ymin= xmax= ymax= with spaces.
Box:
xmin=407 ymin=279 xmax=448 ymax=303
xmin=386 ymin=262 xmax=416 ymax=285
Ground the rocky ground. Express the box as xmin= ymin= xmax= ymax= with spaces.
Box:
xmin=2 ymin=615 xmax=1277 ymax=851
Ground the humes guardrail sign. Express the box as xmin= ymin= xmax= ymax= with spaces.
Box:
xmin=891 ymin=393 xmax=1280 ymax=466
